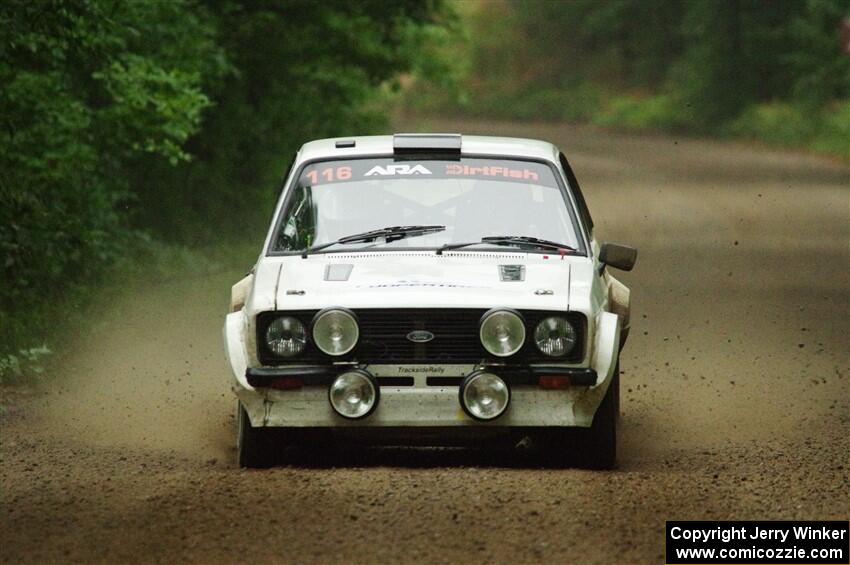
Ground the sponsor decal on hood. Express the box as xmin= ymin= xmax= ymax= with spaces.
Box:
xmin=357 ymin=279 xmax=487 ymax=290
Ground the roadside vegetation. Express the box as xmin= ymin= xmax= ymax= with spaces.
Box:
xmin=402 ymin=0 xmax=850 ymax=157
xmin=0 ymin=0 xmax=455 ymax=381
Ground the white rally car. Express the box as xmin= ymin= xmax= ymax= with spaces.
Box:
xmin=224 ymin=134 xmax=636 ymax=468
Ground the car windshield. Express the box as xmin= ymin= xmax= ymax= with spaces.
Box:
xmin=270 ymin=157 xmax=583 ymax=254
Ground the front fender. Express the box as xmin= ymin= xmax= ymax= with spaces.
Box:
xmin=591 ymin=310 xmax=621 ymax=388
xmin=223 ymin=311 xmax=252 ymax=391
xmin=573 ymin=311 xmax=621 ymax=425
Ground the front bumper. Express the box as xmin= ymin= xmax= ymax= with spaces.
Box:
xmin=224 ymin=310 xmax=622 ymax=429
xmin=245 ymin=365 xmax=598 ymax=387
xmin=237 ymin=380 xmax=601 ymax=428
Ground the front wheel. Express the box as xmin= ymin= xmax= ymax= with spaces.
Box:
xmin=237 ymin=403 xmax=275 ymax=468
xmin=575 ymin=365 xmax=619 ymax=469
xmin=537 ymin=364 xmax=619 ymax=469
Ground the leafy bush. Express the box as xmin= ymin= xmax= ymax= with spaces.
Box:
xmin=810 ymin=101 xmax=850 ymax=156
xmin=725 ymin=103 xmax=816 ymax=146
xmin=0 ymin=0 xmax=222 ymax=368
xmin=726 ymin=101 xmax=850 ymax=156
xmin=592 ymin=94 xmax=686 ymax=131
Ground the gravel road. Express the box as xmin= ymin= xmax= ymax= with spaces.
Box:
xmin=1 ymin=120 xmax=848 ymax=564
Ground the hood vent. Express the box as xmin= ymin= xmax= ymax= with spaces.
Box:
xmin=324 ymin=264 xmax=354 ymax=281
xmin=499 ymin=265 xmax=525 ymax=282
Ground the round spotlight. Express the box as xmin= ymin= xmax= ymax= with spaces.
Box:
xmin=313 ymin=308 xmax=359 ymax=356
xmin=265 ymin=316 xmax=307 ymax=357
xmin=329 ymin=370 xmax=379 ymax=419
xmin=479 ymin=309 xmax=526 ymax=357
xmin=533 ymin=316 xmax=577 ymax=357
xmin=459 ymin=371 xmax=510 ymax=421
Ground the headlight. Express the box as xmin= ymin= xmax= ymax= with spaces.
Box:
xmin=312 ymin=308 xmax=359 ymax=355
xmin=459 ymin=371 xmax=510 ymax=420
xmin=265 ymin=316 xmax=307 ymax=357
xmin=479 ymin=309 xmax=526 ymax=357
xmin=329 ymin=370 xmax=378 ymax=419
xmin=533 ymin=316 xmax=577 ymax=357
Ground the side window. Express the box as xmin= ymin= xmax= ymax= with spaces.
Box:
xmin=559 ymin=152 xmax=593 ymax=233
xmin=275 ymin=184 xmax=316 ymax=251
xmin=270 ymin=153 xmax=309 ymax=250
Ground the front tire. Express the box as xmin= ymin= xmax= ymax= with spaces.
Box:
xmin=237 ymin=403 xmax=275 ymax=468
xmin=537 ymin=364 xmax=619 ymax=469
xmin=575 ymin=365 xmax=619 ymax=469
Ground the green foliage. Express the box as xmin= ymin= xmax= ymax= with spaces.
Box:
xmin=0 ymin=0 xmax=452 ymax=380
xmin=592 ymin=94 xmax=685 ymax=131
xmin=444 ymin=0 xmax=849 ymax=155
xmin=725 ymin=102 xmax=816 ymax=146
xmin=93 ymin=55 xmax=212 ymax=164
xmin=726 ymin=100 xmax=850 ymax=156
xmin=132 ymin=1 xmax=455 ymax=243
xmin=0 ymin=0 xmax=223 ymax=372
xmin=812 ymin=101 xmax=850 ymax=154
xmin=787 ymin=0 xmax=850 ymax=106
xmin=0 ymin=345 xmax=51 ymax=384
xmin=509 ymin=0 xmax=687 ymax=89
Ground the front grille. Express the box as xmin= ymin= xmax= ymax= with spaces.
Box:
xmin=257 ymin=309 xmax=586 ymax=365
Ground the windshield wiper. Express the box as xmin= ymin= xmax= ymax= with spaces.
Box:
xmin=436 ymin=235 xmax=577 ymax=255
xmin=301 ymin=225 xmax=445 ymax=258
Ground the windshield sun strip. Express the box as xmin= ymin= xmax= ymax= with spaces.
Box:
xmin=264 ymin=153 xmax=590 ymax=258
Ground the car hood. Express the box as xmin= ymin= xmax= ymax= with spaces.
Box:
xmin=267 ymin=252 xmax=579 ymax=311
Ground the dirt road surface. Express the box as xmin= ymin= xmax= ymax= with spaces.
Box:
xmin=2 ymin=120 xmax=848 ymax=564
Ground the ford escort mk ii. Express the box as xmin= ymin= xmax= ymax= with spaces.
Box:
xmin=224 ymin=134 xmax=636 ymax=468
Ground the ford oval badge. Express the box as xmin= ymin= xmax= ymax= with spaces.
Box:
xmin=406 ymin=330 xmax=435 ymax=343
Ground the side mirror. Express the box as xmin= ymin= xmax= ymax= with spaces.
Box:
xmin=599 ymin=242 xmax=637 ymax=272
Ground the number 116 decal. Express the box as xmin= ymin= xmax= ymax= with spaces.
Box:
xmin=304 ymin=166 xmax=352 ymax=184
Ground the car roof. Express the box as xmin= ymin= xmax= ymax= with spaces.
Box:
xmin=296 ymin=134 xmax=560 ymax=164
